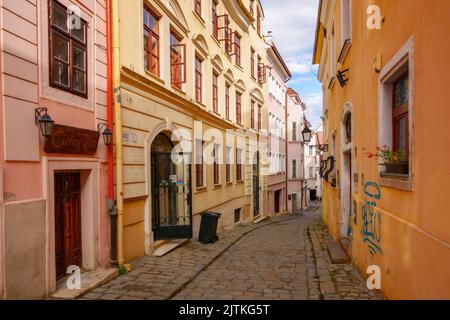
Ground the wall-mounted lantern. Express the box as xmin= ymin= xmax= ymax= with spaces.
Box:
xmin=337 ymin=68 xmax=349 ymax=87
xmin=35 ymin=107 xmax=54 ymax=139
xmin=302 ymin=126 xmax=329 ymax=152
xmin=301 ymin=126 xmax=313 ymax=144
xmin=97 ymin=123 xmax=113 ymax=146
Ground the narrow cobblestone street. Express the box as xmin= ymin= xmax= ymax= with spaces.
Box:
xmin=80 ymin=206 xmax=383 ymax=300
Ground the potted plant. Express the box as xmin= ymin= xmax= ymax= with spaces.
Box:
xmin=365 ymin=146 xmax=409 ymax=175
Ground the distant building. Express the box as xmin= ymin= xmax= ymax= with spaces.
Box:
xmin=266 ymin=41 xmax=291 ymax=215
xmin=286 ymin=89 xmax=307 ymax=213
xmin=304 ymin=127 xmax=322 ymax=205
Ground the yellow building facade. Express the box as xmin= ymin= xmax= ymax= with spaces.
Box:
xmin=313 ymin=0 xmax=450 ymax=299
xmin=113 ymin=0 xmax=269 ymax=261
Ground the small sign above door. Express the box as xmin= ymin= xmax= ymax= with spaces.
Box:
xmin=44 ymin=124 xmax=100 ymax=155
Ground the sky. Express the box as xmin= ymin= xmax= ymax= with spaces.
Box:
xmin=260 ymin=0 xmax=323 ymax=130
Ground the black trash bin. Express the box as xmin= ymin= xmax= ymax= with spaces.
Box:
xmin=198 ymin=212 xmax=222 ymax=244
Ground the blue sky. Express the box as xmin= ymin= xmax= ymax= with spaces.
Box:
xmin=261 ymin=0 xmax=323 ymax=129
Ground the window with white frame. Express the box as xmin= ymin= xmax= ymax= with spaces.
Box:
xmin=341 ymin=0 xmax=351 ymax=45
xmin=378 ymin=38 xmax=414 ymax=185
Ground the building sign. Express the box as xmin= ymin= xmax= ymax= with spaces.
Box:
xmin=44 ymin=124 xmax=100 ymax=155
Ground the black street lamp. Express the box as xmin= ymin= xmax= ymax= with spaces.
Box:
xmin=301 ymin=126 xmax=313 ymax=144
xmin=302 ymin=126 xmax=329 ymax=152
xmin=97 ymin=123 xmax=113 ymax=146
xmin=35 ymin=107 xmax=54 ymax=139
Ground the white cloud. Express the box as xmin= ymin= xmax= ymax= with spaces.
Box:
xmin=303 ymin=92 xmax=323 ymax=127
xmin=287 ymin=63 xmax=309 ymax=75
xmin=261 ymin=0 xmax=320 ymax=71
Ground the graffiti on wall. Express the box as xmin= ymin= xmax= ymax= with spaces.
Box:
xmin=362 ymin=182 xmax=383 ymax=257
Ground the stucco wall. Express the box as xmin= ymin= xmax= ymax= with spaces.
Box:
xmin=4 ymin=199 xmax=46 ymax=300
xmin=317 ymin=0 xmax=450 ymax=299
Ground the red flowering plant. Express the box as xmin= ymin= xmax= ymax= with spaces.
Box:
xmin=363 ymin=145 xmax=407 ymax=163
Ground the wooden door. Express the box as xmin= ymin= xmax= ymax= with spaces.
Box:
xmin=55 ymin=171 xmax=82 ymax=280
xmin=274 ymin=190 xmax=280 ymax=213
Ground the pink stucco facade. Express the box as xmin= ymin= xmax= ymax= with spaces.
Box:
xmin=0 ymin=0 xmax=110 ymax=299
xmin=266 ymin=43 xmax=290 ymax=215
xmin=286 ymin=89 xmax=307 ymax=213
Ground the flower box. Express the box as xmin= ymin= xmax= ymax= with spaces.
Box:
xmin=380 ymin=161 xmax=409 ymax=175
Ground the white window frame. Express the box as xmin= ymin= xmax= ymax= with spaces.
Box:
xmin=378 ymin=37 xmax=414 ymax=191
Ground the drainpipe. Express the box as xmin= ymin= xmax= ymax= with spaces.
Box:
xmin=112 ymin=0 xmax=124 ymax=266
xmin=106 ymin=0 xmax=117 ymax=267
xmin=285 ymin=91 xmax=289 ymax=213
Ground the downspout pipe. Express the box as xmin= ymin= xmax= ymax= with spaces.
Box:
xmin=112 ymin=0 xmax=125 ymax=266
xmin=106 ymin=0 xmax=117 ymax=267
xmin=285 ymin=91 xmax=289 ymax=213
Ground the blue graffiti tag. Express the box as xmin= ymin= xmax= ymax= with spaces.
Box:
xmin=362 ymin=182 xmax=383 ymax=257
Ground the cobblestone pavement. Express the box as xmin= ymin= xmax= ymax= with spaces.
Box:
xmin=80 ymin=206 xmax=383 ymax=300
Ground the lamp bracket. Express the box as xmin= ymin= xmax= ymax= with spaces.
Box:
xmin=35 ymin=107 xmax=48 ymax=125
xmin=97 ymin=123 xmax=108 ymax=133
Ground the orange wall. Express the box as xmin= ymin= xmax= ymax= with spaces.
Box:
xmin=321 ymin=0 xmax=450 ymax=299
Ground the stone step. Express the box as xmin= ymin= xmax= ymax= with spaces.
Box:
xmin=50 ymin=267 xmax=118 ymax=300
xmin=327 ymin=240 xmax=351 ymax=264
xmin=152 ymin=239 xmax=190 ymax=257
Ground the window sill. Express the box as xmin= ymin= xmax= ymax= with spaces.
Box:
xmin=211 ymin=34 xmax=221 ymax=48
xmin=226 ymin=181 xmax=233 ymax=186
xmin=171 ymin=85 xmax=186 ymax=96
xmin=193 ymin=10 xmax=206 ymax=27
xmin=145 ymin=70 xmax=165 ymax=85
xmin=236 ymin=180 xmax=244 ymax=185
xmin=328 ymin=76 xmax=336 ymax=89
xmin=213 ymin=184 xmax=222 ymax=190
xmin=195 ymin=186 xmax=208 ymax=194
xmin=338 ymin=39 xmax=352 ymax=64
xmin=379 ymin=173 xmax=413 ymax=192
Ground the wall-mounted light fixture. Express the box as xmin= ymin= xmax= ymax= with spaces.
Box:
xmin=302 ymin=126 xmax=329 ymax=152
xmin=35 ymin=107 xmax=55 ymax=139
xmin=337 ymin=68 xmax=349 ymax=88
xmin=97 ymin=123 xmax=113 ymax=146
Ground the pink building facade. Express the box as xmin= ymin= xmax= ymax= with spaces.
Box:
xmin=287 ymin=89 xmax=307 ymax=213
xmin=266 ymin=43 xmax=291 ymax=215
xmin=0 ymin=0 xmax=110 ymax=299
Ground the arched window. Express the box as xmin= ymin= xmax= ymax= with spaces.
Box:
xmin=344 ymin=113 xmax=352 ymax=144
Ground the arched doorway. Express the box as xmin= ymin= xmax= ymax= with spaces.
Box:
xmin=340 ymin=105 xmax=354 ymax=251
xmin=151 ymin=132 xmax=192 ymax=240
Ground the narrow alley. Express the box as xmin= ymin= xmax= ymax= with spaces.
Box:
xmin=80 ymin=207 xmax=382 ymax=301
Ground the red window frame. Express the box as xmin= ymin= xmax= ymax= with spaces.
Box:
xmin=170 ymin=31 xmax=186 ymax=89
xmin=236 ymin=92 xmax=242 ymax=125
xmin=212 ymin=0 xmax=218 ymax=38
xmin=250 ymin=100 xmax=255 ymax=129
xmin=194 ymin=0 xmax=202 ymax=16
xmin=196 ymin=140 xmax=204 ymax=188
xmin=195 ymin=55 xmax=202 ymax=102
xmin=236 ymin=148 xmax=243 ymax=181
xmin=212 ymin=71 xmax=219 ymax=112
xmin=257 ymin=56 xmax=266 ymax=84
xmin=217 ymin=14 xmax=231 ymax=52
xmin=251 ymin=48 xmax=255 ymax=78
xmin=49 ymin=0 xmax=88 ymax=98
xmin=225 ymin=83 xmax=230 ymax=120
xmin=392 ymin=72 xmax=409 ymax=156
xmin=144 ymin=6 xmax=160 ymax=76
xmin=257 ymin=10 xmax=261 ymax=36
xmin=250 ymin=0 xmax=254 ymax=17
xmin=258 ymin=105 xmax=262 ymax=131
xmin=234 ymin=33 xmax=241 ymax=66
xmin=226 ymin=147 xmax=232 ymax=183
xmin=213 ymin=144 xmax=220 ymax=185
